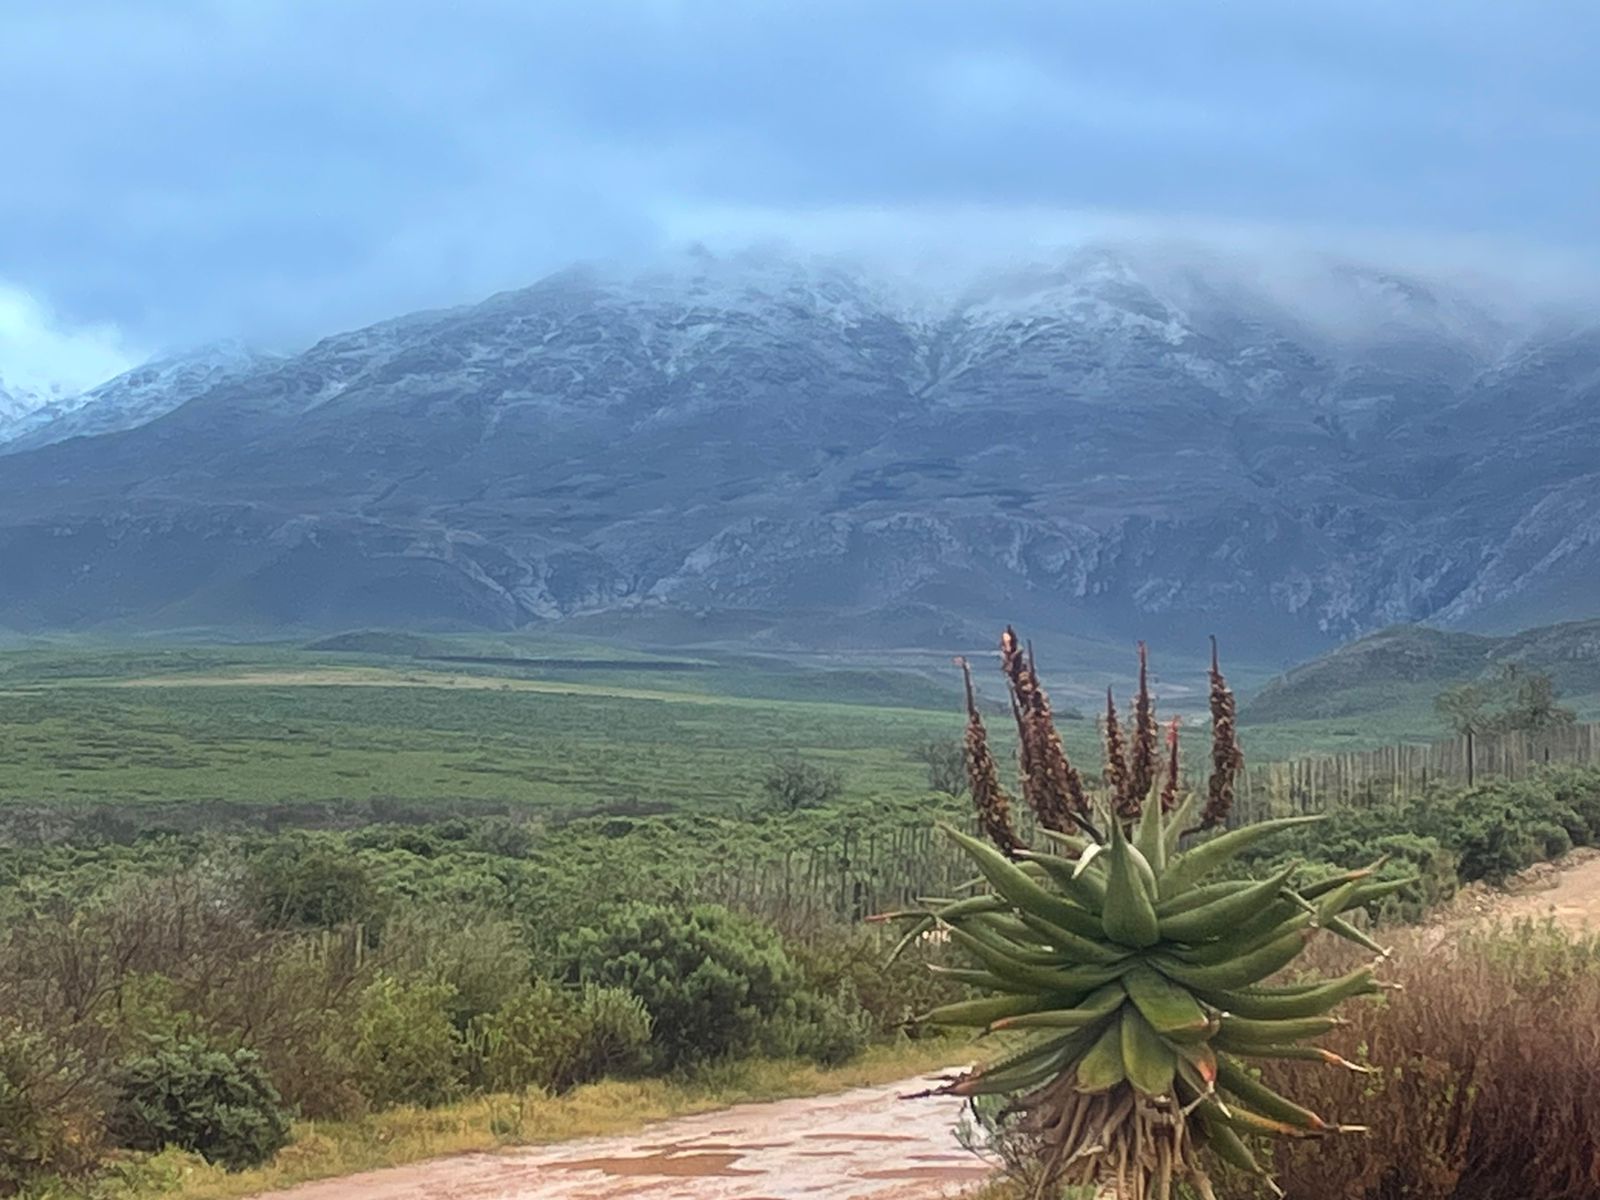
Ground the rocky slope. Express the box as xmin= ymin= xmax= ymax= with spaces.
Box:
xmin=0 ymin=248 xmax=1595 ymax=658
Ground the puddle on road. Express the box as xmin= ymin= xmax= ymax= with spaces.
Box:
xmin=551 ymin=1151 xmax=762 ymax=1178
xmin=861 ymin=1166 xmax=994 ymax=1181
xmin=638 ymin=1141 xmax=789 ymax=1153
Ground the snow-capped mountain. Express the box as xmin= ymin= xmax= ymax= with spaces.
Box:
xmin=0 ymin=341 xmax=276 ymax=454
xmin=0 ymin=248 xmax=1594 ymax=658
xmin=0 ymin=375 xmax=76 ymax=438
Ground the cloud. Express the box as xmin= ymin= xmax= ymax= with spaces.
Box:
xmin=1 ymin=1 xmax=1598 ymax=349
xmin=0 ymin=283 xmax=140 ymax=400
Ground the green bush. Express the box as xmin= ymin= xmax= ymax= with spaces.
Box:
xmin=1546 ymin=766 xmax=1600 ymax=844
xmin=339 ymin=977 xmax=462 ymax=1109
xmin=470 ymin=980 xmax=650 ymax=1093
xmin=1245 ymin=767 xmax=1600 ymax=898
xmin=780 ymin=984 xmax=872 ymax=1067
xmin=380 ymin=913 xmax=533 ymax=1030
xmin=556 ymin=903 xmax=809 ymax=1069
xmin=246 ymin=843 xmax=382 ymax=932
xmin=106 ymin=1039 xmax=289 ymax=1172
xmin=1418 ymin=783 xmax=1582 ymax=883
xmin=0 ymin=1022 xmax=105 ymax=1192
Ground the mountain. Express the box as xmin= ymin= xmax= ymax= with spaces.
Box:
xmin=1243 ymin=620 xmax=1600 ymax=722
xmin=0 ymin=247 xmax=1596 ymax=658
xmin=0 ymin=375 xmax=73 ymax=440
xmin=0 ymin=342 xmax=275 ymax=455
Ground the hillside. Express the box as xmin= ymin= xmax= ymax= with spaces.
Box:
xmin=1243 ymin=618 xmax=1600 ymax=724
xmin=3 ymin=248 xmax=1599 ymax=659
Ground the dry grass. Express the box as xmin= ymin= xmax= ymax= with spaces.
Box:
xmin=86 ymin=1040 xmax=962 ymax=1200
xmin=1257 ymin=922 xmax=1600 ymax=1200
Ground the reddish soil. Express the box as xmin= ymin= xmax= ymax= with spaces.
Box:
xmin=245 ymin=1073 xmax=986 ymax=1200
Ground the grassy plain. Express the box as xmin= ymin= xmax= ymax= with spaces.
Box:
xmin=0 ymin=632 xmax=1539 ymax=823
xmin=0 ymin=638 xmax=996 ymax=817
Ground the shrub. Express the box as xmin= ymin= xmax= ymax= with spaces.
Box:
xmin=911 ymin=739 xmax=968 ymax=796
xmin=470 ymin=980 xmax=650 ymax=1094
xmin=0 ymin=1022 xmax=105 ymax=1192
xmin=338 ymin=977 xmax=462 ymax=1109
xmin=781 ymin=984 xmax=872 ymax=1067
xmin=106 ymin=1039 xmax=289 ymax=1172
xmin=556 ymin=903 xmax=807 ymax=1069
xmin=379 ymin=913 xmax=533 ymax=1029
xmin=1546 ymin=766 xmax=1600 ymax=844
xmin=1260 ymin=924 xmax=1600 ymax=1200
xmin=787 ymin=923 xmax=965 ymax=1038
xmin=1415 ymin=781 xmax=1583 ymax=883
xmin=246 ymin=844 xmax=382 ymax=932
xmin=760 ymin=755 xmax=843 ymax=813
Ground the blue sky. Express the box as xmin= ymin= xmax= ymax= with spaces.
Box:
xmin=3 ymin=0 xmax=1598 ymax=388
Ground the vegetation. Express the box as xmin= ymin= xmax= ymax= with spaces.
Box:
xmin=3 ymin=633 xmax=1600 ymax=1198
xmin=897 ymin=632 xmax=1401 ymax=1199
xmin=1241 ymin=765 xmax=1600 ymax=906
xmin=1435 ymin=665 xmax=1578 ymax=739
xmin=556 ymin=902 xmax=845 ymax=1069
xmin=0 ymin=642 xmax=983 ymax=821
xmin=912 ymin=737 xmax=968 ymax=796
xmin=759 ymin=754 xmax=845 ymax=813
xmin=0 ymin=826 xmax=969 ymax=1193
xmin=1260 ymin=923 xmax=1600 ymax=1200
xmin=106 ymin=1041 xmax=290 ymax=1171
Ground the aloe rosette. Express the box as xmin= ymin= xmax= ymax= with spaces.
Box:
xmin=897 ymin=632 xmax=1403 ymax=1200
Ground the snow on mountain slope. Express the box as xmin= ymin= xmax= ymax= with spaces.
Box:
xmin=0 ymin=341 xmax=276 ymax=453
xmin=0 ymin=247 xmax=1594 ymax=656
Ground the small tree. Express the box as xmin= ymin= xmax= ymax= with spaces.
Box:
xmin=1493 ymin=668 xmax=1576 ymax=736
xmin=911 ymin=738 xmax=968 ymax=796
xmin=761 ymin=754 xmax=843 ymax=812
xmin=1435 ymin=681 xmax=1494 ymax=737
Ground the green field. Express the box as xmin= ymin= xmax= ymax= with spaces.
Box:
xmin=0 ymin=637 xmax=1056 ymax=824
xmin=5 ymin=627 xmax=1590 ymax=828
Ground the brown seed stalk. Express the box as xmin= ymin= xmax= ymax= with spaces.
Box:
xmin=958 ymin=656 xmax=1024 ymax=856
xmin=1104 ymin=687 xmax=1138 ymax=820
xmin=1130 ymin=641 xmax=1158 ymax=808
xmin=1160 ymin=715 xmax=1181 ymax=814
xmin=1199 ymin=636 xmax=1245 ymax=831
xmin=999 ymin=627 xmax=1091 ymax=832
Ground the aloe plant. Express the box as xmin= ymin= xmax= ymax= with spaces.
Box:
xmin=899 ymin=631 xmax=1402 ymax=1199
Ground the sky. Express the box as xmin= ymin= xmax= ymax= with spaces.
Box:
xmin=3 ymin=0 xmax=1599 ymax=392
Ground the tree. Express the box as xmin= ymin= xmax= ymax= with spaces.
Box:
xmin=911 ymin=738 xmax=968 ymax=796
xmin=1434 ymin=682 xmax=1494 ymax=738
xmin=1435 ymin=669 xmax=1577 ymax=739
xmin=760 ymin=755 xmax=843 ymax=812
xmin=1492 ymin=668 xmax=1576 ymax=736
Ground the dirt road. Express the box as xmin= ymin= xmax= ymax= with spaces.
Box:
xmin=1484 ymin=847 xmax=1600 ymax=929
xmin=248 ymin=1073 xmax=987 ymax=1200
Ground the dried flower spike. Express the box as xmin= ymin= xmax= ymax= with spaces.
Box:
xmin=1160 ymin=715 xmax=1182 ymax=813
xmin=1000 ymin=628 xmax=1091 ymax=831
xmin=1104 ymin=687 xmax=1137 ymax=821
xmin=1199 ymin=636 xmax=1245 ymax=831
xmin=1130 ymin=641 xmax=1158 ymax=806
xmin=958 ymin=656 xmax=1023 ymax=856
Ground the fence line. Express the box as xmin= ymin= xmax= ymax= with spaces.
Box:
xmin=1231 ymin=720 xmax=1600 ymax=824
xmin=705 ymin=721 xmax=1600 ymax=929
